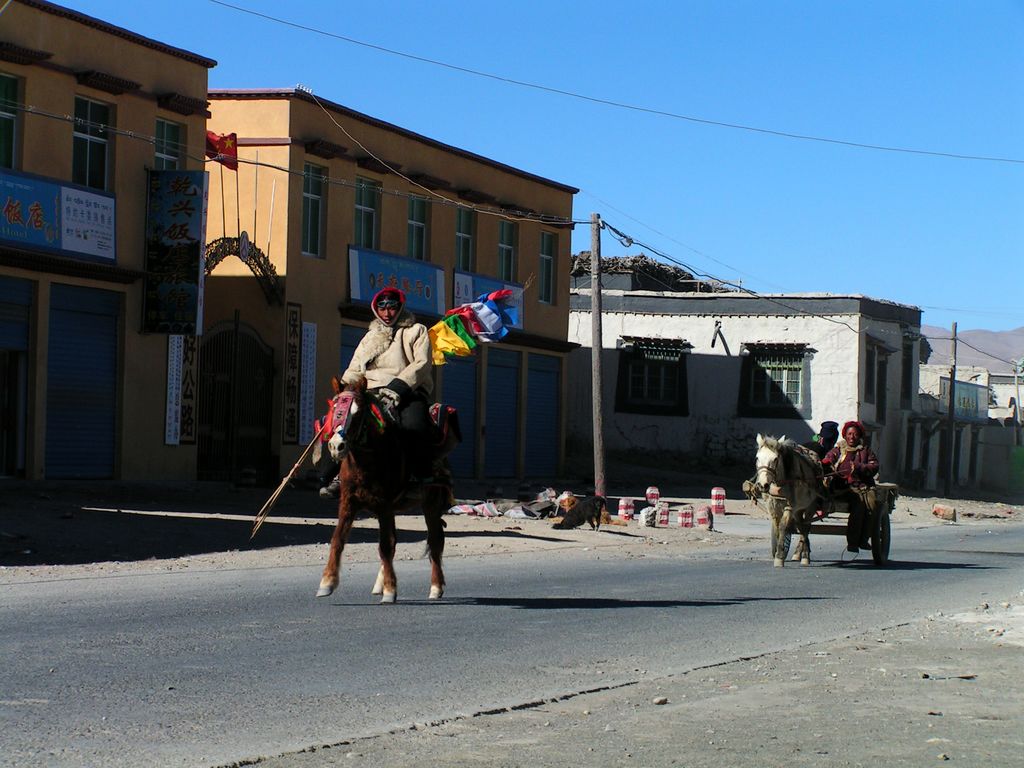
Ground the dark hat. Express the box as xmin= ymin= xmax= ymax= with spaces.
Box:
xmin=819 ymin=421 xmax=839 ymax=440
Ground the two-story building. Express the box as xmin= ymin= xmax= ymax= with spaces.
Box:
xmin=0 ymin=0 xmax=214 ymax=480
xmin=201 ymin=89 xmax=578 ymax=482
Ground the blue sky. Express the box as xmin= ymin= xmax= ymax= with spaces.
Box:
xmin=79 ymin=0 xmax=1023 ymax=332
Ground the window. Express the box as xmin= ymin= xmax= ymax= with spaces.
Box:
xmin=407 ymin=196 xmax=429 ymax=260
xmin=739 ymin=344 xmax=810 ymax=418
xmin=875 ymin=354 xmax=888 ymax=422
xmin=901 ymin=338 xmax=915 ymax=409
xmin=73 ymin=96 xmax=111 ymax=190
xmin=353 ymin=177 xmax=380 ymax=249
xmin=0 ymin=74 xmax=17 ymax=169
xmin=154 ymin=119 xmax=182 ymax=170
xmin=498 ymin=220 xmax=516 ymax=281
xmin=302 ymin=162 xmax=326 ymax=257
xmin=614 ymin=337 xmax=689 ymax=415
xmin=864 ymin=346 xmax=877 ymax=404
xmin=455 ymin=207 xmax=475 ymax=271
xmin=539 ymin=231 xmax=556 ymax=304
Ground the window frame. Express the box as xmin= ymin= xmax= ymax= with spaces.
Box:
xmin=406 ymin=195 xmax=429 ymax=261
xmin=455 ymin=207 xmax=475 ymax=271
xmin=353 ymin=176 xmax=381 ymax=249
xmin=0 ymin=73 xmax=18 ymax=169
xmin=498 ymin=220 xmax=517 ymax=281
xmin=614 ymin=340 xmax=690 ymax=416
xmin=72 ymin=96 xmax=112 ymax=190
xmin=900 ymin=338 xmax=915 ymax=409
xmin=738 ymin=345 xmax=811 ymax=419
xmin=539 ymin=231 xmax=556 ymax=304
xmin=302 ymin=162 xmax=326 ymax=257
xmin=154 ymin=118 xmax=183 ymax=170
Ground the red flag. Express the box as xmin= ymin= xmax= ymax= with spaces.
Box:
xmin=205 ymin=131 xmax=238 ymax=170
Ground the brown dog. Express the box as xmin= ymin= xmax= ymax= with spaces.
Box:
xmin=552 ymin=494 xmax=608 ymax=530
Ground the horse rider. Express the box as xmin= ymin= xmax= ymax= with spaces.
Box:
xmin=340 ymin=285 xmax=435 ymax=478
xmin=802 ymin=420 xmax=839 ymax=461
xmin=821 ymin=420 xmax=880 ymax=553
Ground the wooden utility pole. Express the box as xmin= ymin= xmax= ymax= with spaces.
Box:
xmin=943 ymin=322 xmax=957 ymax=497
xmin=590 ymin=213 xmax=605 ymax=497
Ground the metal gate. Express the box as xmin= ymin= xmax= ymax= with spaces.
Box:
xmin=1 ymin=276 xmax=31 ymax=477
xmin=442 ymin=355 xmax=478 ymax=477
xmin=485 ymin=348 xmax=520 ymax=478
xmin=525 ymin=354 xmax=560 ymax=477
xmin=198 ymin=319 xmax=274 ymax=483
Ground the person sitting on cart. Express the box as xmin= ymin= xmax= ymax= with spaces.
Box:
xmin=803 ymin=420 xmax=840 ymax=462
xmin=822 ymin=420 xmax=879 ymax=553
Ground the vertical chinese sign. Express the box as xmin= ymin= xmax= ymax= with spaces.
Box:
xmin=143 ymin=170 xmax=209 ymax=335
xmin=300 ymin=322 xmax=317 ymax=445
xmin=165 ymin=335 xmax=199 ymax=445
xmin=282 ymin=304 xmax=301 ymax=444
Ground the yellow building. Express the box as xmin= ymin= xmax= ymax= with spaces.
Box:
xmin=0 ymin=0 xmax=214 ymax=479
xmin=204 ymin=89 xmax=577 ymax=481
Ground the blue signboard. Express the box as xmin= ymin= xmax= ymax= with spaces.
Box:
xmin=0 ymin=168 xmax=115 ymax=261
xmin=940 ymin=377 xmax=989 ymax=423
xmin=348 ymin=246 xmax=446 ymax=316
xmin=453 ymin=270 xmax=524 ymax=329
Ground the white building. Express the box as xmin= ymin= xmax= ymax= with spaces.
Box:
xmin=567 ymin=256 xmax=923 ymax=487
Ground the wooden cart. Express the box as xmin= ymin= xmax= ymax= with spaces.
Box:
xmin=769 ymin=481 xmax=899 ymax=565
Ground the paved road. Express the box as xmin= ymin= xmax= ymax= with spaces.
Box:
xmin=2 ymin=524 xmax=1021 ymax=767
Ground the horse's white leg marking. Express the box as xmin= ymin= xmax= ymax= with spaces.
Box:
xmin=316 ymin=577 xmax=337 ymax=598
xmin=429 ymin=584 xmax=444 ymax=600
xmin=371 ymin=565 xmax=385 ymax=595
xmin=380 ymin=589 xmax=396 ymax=604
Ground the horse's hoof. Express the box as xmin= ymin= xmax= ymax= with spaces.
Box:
xmin=380 ymin=591 xmax=396 ymax=604
xmin=790 ymin=552 xmax=800 ymax=561
xmin=429 ymin=585 xmax=444 ymax=600
xmin=316 ymin=584 xmax=335 ymax=598
xmin=371 ymin=567 xmax=385 ymax=595
xmin=773 ymin=558 xmax=784 ymax=568
xmin=800 ymin=558 xmax=810 ymax=566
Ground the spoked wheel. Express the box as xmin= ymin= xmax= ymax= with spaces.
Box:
xmin=871 ymin=507 xmax=891 ymax=565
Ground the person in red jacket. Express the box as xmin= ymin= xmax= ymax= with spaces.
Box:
xmin=822 ymin=420 xmax=880 ymax=553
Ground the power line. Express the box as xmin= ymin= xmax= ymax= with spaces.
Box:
xmin=210 ymin=0 xmax=1024 ymax=166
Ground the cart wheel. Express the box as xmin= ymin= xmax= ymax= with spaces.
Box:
xmin=770 ymin=527 xmax=792 ymax=560
xmin=871 ymin=507 xmax=890 ymax=565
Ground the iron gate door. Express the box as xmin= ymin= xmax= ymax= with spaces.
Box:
xmin=442 ymin=355 xmax=478 ymax=478
xmin=525 ymin=354 xmax=560 ymax=477
xmin=198 ymin=321 xmax=274 ymax=482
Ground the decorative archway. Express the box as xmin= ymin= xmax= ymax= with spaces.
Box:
xmin=205 ymin=236 xmax=284 ymax=305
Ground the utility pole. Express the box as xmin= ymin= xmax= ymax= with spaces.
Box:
xmin=943 ymin=321 xmax=957 ymax=498
xmin=1013 ymin=357 xmax=1023 ymax=446
xmin=590 ymin=213 xmax=605 ymax=497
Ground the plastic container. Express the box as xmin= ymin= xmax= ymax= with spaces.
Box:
xmin=617 ymin=497 xmax=634 ymax=521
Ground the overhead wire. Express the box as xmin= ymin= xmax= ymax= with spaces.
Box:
xmin=209 ymin=0 xmax=1024 ymax=166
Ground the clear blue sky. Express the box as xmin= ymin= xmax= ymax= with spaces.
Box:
xmin=79 ymin=0 xmax=1023 ymax=332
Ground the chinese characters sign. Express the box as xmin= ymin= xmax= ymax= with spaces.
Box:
xmin=143 ymin=170 xmax=209 ymax=335
xmin=282 ymin=304 xmax=301 ymax=444
xmin=939 ymin=377 xmax=988 ymax=423
xmin=165 ymin=334 xmax=198 ymax=445
xmin=300 ymin=322 xmax=316 ymax=445
xmin=0 ymin=169 xmax=115 ymax=261
xmin=348 ymin=246 xmax=446 ymax=316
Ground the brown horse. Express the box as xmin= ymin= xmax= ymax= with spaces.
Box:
xmin=316 ymin=379 xmax=451 ymax=603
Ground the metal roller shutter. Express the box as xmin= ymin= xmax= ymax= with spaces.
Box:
xmin=0 ymin=276 xmax=31 ymax=350
xmin=525 ymin=354 xmax=560 ymax=477
xmin=46 ymin=284 xmax=119 ymax=479
xmin=442 ymin=356 xmax=477 ymax=477
xmin=485 ymin=348 xmax=520 ymax=478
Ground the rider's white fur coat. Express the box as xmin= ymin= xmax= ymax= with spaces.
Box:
xmin=341 ymin=309 xmax=433 ymax=395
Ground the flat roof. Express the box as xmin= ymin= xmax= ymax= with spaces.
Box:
xmin=208 ymin=88 xmax=579 ymax=194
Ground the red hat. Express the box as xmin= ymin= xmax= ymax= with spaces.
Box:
xmin=841 ymin=420 xmax=865 ymax=440
xmin=371 ymin=287 xmax=405 ymax=325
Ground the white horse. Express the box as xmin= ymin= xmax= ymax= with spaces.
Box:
xmin=753 ymin=434 xmax=824 ymax=567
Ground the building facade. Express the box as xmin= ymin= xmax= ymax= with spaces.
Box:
xmin=202 ymin=89 xmax=577 ymax=482
xmin=568 ymin=262 xmax=924 ymax=487
xmin=0 ymin=0 xmax=214 ymax=479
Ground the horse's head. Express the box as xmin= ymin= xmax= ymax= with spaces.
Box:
xmin=754 ymin=433 xmax=788 ymax=493
xmin=326 ymin=386 xmax=363 ymax=463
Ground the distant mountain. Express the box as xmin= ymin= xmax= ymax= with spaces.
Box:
xmin=921 ymin=325 xmax=1024 ymax=373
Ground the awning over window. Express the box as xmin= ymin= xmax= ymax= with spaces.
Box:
xmin=865 ymin=335 xmax=898 ymax=355
xmin=618 ymin=336 xmax=691 ymax=361
xmin=742 ymin=342 xmax=811 ymax=355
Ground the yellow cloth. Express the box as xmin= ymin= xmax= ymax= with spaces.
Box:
xmin=428 ymin=320 xmax=473 ymax=365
